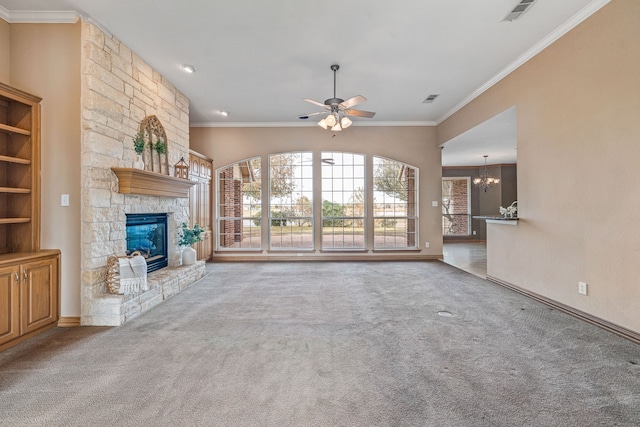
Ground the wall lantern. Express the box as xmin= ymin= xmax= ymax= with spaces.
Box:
xmin=174 ymin=157 xmax=189 ymax=179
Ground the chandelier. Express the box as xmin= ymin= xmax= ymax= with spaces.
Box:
xmin=473 ymin=155 xmax=500 ymax=192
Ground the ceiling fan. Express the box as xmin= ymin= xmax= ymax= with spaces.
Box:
xmin=298 ymin=64 xmax=376 ymax=131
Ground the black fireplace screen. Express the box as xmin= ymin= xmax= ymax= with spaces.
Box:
xmin=125 ymin=213 xmax=168 ymax=273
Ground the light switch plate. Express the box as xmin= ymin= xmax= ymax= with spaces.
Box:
xmin=61 ymin=194 xmax=69 ymax=206
xmin=578 ymin=281 xmax=588 ymax=295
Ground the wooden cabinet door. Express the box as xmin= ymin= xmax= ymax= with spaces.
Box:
xmin=188 ymin=153 xmax=213 ymax=261
xmin=20 ymin=257 xmax=58 ymax=335
xmin=0 ymin=265 xmax=20 ymax=346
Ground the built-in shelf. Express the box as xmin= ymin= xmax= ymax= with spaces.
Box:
xmin=0 ymin=155 xmax=31 ymax=164
xmin=0 ymin=122 xmax=31 ymax=136
xmin=0 ymin=187 xmax=31 ymax=194
xmin=0 ymin=218 xmax=31 ymax=224
xmin=111 ymin=167 xmax=195 ymax=198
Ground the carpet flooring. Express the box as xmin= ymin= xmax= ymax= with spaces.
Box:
xmin=1 ymin=261 xmax=639 ymax=426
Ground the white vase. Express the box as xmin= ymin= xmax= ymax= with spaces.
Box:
xmin=182 ymin=246 xmax=197 ymax=265
xmin=133 ymin=154 xmax=145 ymax=170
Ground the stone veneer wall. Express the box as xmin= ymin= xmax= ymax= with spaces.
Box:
xmin=80 ymin=20 xmax=204 ymax=326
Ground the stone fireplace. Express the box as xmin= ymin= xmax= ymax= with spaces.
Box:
xmin=80 ymin=20 xmax=205 ymax=326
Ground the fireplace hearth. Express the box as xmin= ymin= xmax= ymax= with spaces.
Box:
xmin=125 ymin=213 xmax=168 ymax=273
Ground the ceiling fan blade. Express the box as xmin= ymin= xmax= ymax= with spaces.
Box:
xmin=340 ymin=95 xmax=366 ymax=109
xmin=297 ymin=111 xmax=326 ymax=119
xmin=344 ymin=109 xmax=376 ymax=118
xmin=303 ymin=98 xmax=330 ymax=109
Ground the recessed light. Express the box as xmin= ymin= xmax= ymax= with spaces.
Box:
xmin=219 ymin=111 xmax=229 ymax=117
xmin=181 ymin=64 xmax=196 ymax=73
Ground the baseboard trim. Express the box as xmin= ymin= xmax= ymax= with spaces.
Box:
xmin=57 ymin=316 xmax=81 ymax=327
xmin=487 ymin=275 xmax=640 ymax=345
xmin=212 ymin=254 xmax=440 ymax=262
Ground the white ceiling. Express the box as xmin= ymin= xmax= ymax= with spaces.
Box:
xmin=0 ymin=0 xmax=607 ymax=165
xmin=441 ymin=106 xmax=517 ymax=167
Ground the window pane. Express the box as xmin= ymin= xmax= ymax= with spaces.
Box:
xmin=373 ymin=157 xmax=418 ymax=249
xmin=442 ymin=178 xmax=470 ymax=236
xmin=322 ymin=152 xmax=366 ymax=250
xmin=217 ymin=157 xmax=262 ymax=249
xmin=269 ymin=152 xmax=313 ymax=249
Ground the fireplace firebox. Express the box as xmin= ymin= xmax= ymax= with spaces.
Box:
xmin=125 ymin=213 xmax=168 ymax=273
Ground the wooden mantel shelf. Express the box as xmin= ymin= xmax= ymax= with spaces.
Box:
xmin=111 ymin=168 xmax=195 ymax=198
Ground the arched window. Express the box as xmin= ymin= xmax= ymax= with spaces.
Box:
xmin=373 ymin=157 xmax=418 ymax=249
xmin=322 ymin=152 xmax=366 ymax=250
xmin=216 ymin=157 xmax=261 ymax=249
xmin=216 ymin=152 xmax=419 ymax=252
xmin=269 ymin=152 xmax=314 ymax=249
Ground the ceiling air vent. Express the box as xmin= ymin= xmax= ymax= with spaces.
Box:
xmin=503 ymin=0 xmax=537 ymax=22
xmin=422 ymin=94 xmax=439 ymax=104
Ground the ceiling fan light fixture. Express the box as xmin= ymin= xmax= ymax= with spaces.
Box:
xmin=301 ymin=64 xmax=376 ymax=132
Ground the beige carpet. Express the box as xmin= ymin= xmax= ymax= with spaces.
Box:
xmin=1 ymin=261 xmax=639 ymax=426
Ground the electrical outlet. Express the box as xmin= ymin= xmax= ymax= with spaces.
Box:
xmin=432 ymin=201 xmax=438 ymax=207
xmin=473 ymin=230 xmax=477 ymax=235
xmin=578 ymin=281 xmax=588 ymax=295
xmin=425 ymin=242 xmax=430 ymax=248
xmin=61 ymin=194 xmax=70 ymax=206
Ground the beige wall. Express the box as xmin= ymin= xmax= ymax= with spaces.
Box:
xmin=190 ymin=126 xmax=443 ymax=259
xmin=438 ymin=0 xmax=640 ymax=333
xmin=6 ymin=22 xmax=82 ymax=318
xmin=0 ymin=19 xmax=8 ymax=82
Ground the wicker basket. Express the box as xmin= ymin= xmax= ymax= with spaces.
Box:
xmin=105 ymin=251 xmax=142 ymax=294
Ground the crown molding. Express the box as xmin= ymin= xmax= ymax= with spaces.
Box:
xmin=190 ymin=120 xmax=435 ymax=128
xmin=0 ymin=6 xmax=79 ymax=23
xmin=437 ymin=0 xmax=611 ymax=125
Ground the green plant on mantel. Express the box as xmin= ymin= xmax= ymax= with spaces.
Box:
xmin=155 ymin=138 xmax=167 ymax=155
xmin=178 ymin=223 xmax=204 ymax=247
xmin=132 ymin=131 xmax=146 ymax=154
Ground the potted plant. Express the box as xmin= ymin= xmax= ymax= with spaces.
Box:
xmin=132 ymin=131 xmax=146 ymax=169
xmin=178 ymin=222 xmax=204 ymax=265
xmin=154 ymin=138 xmax=167 ymax=155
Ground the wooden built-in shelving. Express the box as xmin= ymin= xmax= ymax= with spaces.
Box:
xmin=0 ymin=218 xmax=31 ymax=224
xmin=0 ymin=155 xmax=30 ymax=164
xmin=0 ymin=122 xmax=31 ymax=136
xmin=0 ymin=187 xmax=31 ymax=193
xmin=1 ymin=82 xmax=57 ymax=353
xmin=0 ymin=81 xmax=40 ymax=254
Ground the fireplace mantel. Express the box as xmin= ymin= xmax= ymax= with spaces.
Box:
xmin=111 ymin=168 xmax=195 ymax=198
